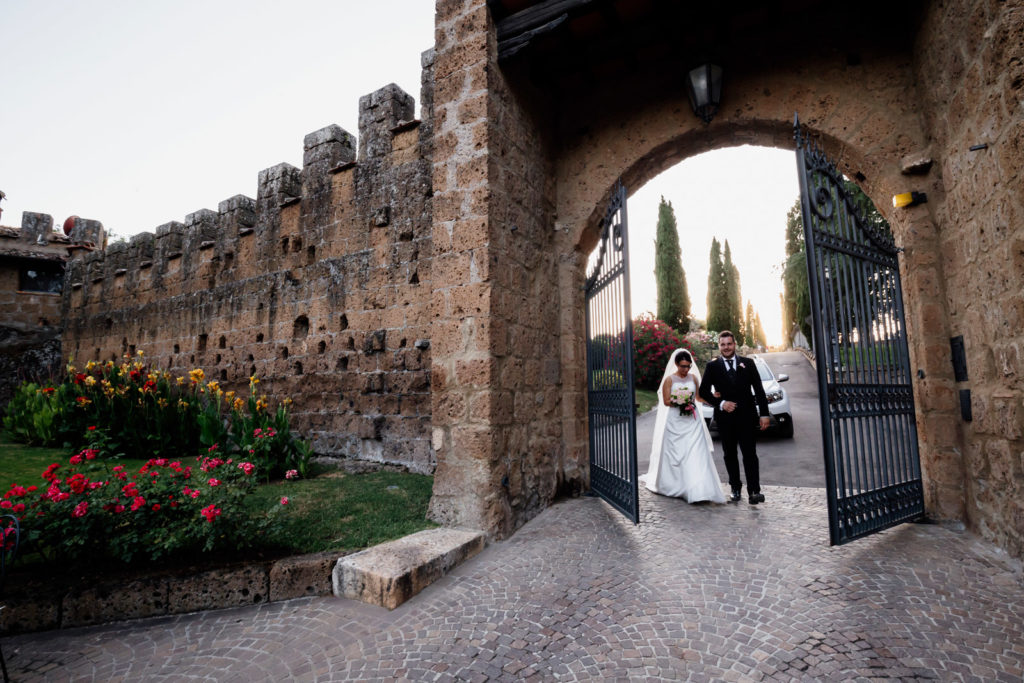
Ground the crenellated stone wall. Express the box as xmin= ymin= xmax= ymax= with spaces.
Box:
xmin=61 ymin=67 xmax=437 ymax=472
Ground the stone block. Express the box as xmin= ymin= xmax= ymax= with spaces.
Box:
xmin=303 ymin=124 xmax=356 ymax=169
xmin=269 ymin=551 xmax=343 ymax=601
xmin=1 ymin=592 xmax=61 ymax=634
xmin=358 ymin=84 xmax=415 ymax=160
xmin=19 ymin=212 xmax=53 ymax=244
xmin=332 ymin=527 xmax=485 ymax=609
xmin=61 ymin=575 xmax=169 ymax=627
xmin=166 ymin=564 xmax=270 ymax=613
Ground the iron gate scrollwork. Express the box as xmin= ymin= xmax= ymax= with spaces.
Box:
xmin=794 ymin=115 xmax=925 ymax=545
xmin=584 ymin=181 xmax=639 ymax=524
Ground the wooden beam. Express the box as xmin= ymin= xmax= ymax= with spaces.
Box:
xmin=498 ymin=13 xmax=569 ymax=60
xmin=495 ymin=0 xmax=598 ymax=40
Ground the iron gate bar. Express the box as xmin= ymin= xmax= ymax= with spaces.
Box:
xmin=794 ymin=115 xmax=924 ymax=545
xmin=584 ymin=181 xmax=639 ymax=524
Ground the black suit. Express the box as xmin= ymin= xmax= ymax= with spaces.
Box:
xmin=698 ymin=355 xmax=770 ymax=495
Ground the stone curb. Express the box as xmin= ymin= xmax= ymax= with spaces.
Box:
xmin=2 ymin=550 xmax=346 ymax=635
xmin=333 ymin=527 xmax=486 ymax=609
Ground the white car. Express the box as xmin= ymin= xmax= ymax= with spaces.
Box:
xmin=700 ymin=356 xmax=793 ymax=438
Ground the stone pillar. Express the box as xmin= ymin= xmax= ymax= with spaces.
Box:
xmin=429 ymin=0 xmax=565 ymax=537
xmin=428 ymin=0 xmax=501 ymax=532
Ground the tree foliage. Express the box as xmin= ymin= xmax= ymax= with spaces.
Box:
xmin=780 ymin=181 xmax=891 ymax=350
xmin=654 ymin=198 xmax=690 ymax=332
xmin=705 ymin=238 xmax=729 ymax=332
xmin=781 ymin=198 xmax=812 ymax=348
xmin=753 ymin=312 xmax=767 ymax=348
xmin=723 ymin=241 xmax=743 ymax=336
xmin=743 ymin=301 xmax=755 ymax=347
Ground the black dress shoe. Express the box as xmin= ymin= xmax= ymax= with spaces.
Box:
xmin=748 ymin=493 xmax=765 ymax=504
xmin=730 ymin=490 xmax=742 ymax=502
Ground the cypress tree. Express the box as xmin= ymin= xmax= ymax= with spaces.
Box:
xmin=654 ymin=198 xmax=691 ymax=332
xmin=754 ymin=312 xmax=767 ymax=348
xmin=723 ymin=241 xmax=743 ymax=336
xmin=749 ymin=301 xmax=757 ymax=348
xmin=780 ymin=198 xmax=812 ymax=348
xmin=706 ymin=238 xmax=729 ymax=332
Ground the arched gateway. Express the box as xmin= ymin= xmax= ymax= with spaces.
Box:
xmin=428 ymin=0 xmax=1024 ymax=558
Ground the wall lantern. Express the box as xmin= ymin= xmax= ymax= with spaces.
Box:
xmin=892 ymin=191 xmax=927 ymax=208
xmin=686 ymin=63 xmax=723 ymax=124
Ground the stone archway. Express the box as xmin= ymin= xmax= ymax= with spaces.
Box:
xmin=429 ymin=0 xmax=1021 ymax=558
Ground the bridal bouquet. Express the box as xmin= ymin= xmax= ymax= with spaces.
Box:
xmin=670 ymin=384 xmax=696 ymax=417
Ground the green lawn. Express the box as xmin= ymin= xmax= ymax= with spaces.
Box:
xmin=246 ymin=467 xmax=437 ymax=553
xmin=635 ymin=388 xmax=659 ymax=414
xmin=0 ymin=437 xmax=436 ymax=560
xmin=0 ymin=440 xmax=149 ymax=489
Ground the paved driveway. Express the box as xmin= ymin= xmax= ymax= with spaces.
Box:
xmin=639 ymin=350 xmax=826 ymax=489
xmin=9 ymin=485 xmax=1024 ymax=681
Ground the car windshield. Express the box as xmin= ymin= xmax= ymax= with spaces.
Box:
xmin=754 ymin=359 xmax=773 ymax=382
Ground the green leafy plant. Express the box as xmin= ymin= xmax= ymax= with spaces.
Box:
xmin=5 ymin=354 xmax=310 ymax=480
xmin=2 ymin=383 xmax=61 ymax=446
xmin=632 ymin=314 xmax=691 ymax=390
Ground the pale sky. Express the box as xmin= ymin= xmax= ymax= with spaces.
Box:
xmin=628 ymin=146 xmax=799 ymax=347
xmin=2 ymin=1 xmax=797 ymax=345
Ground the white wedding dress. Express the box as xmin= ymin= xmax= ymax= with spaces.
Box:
xmin=644 ymin=374 xmax=726 ymax=503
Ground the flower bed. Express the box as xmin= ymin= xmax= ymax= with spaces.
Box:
xmin=1 ymin=352 xmax=313 ymax=571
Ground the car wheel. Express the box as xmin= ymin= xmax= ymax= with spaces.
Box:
xmin=777 ymin=419 xmax=794 ymax=438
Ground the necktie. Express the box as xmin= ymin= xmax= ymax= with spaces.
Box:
xmin=727 ymin=358 xmax=736 ymax=377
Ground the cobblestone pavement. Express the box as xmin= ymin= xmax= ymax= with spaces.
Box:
xmin=8 ymin=486 xmax=1024 ymax=681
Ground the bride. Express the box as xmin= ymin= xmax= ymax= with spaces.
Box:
xmin=642 ymin=348 xmax=726 ymax=503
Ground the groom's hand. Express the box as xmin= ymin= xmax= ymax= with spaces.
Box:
xmin=722 ymin=400 xmax=736 ymax=412
xmin=759 ymin=417 xmax=770 ymax=431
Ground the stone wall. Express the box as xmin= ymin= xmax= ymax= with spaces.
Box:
xmin=0 ymin=213 xmax=92 ymax=408
xmin=61 ymin=75 xmax=436 ymax=473
xmin=428 ymin=0 xmax=570 ymax=535
xmin=914 ymin=2 xmax=1024 ymax=557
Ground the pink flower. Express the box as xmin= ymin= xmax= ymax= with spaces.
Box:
xmin=87 ymin=425 xmax=97 ymax=431
xmin=114 ymin=504 xmax=126 ymax=513
xmin=200 ymin=504 xmax=221 ymax=522
xmin=72 ymin=501 xmax=88 ymax=518
xmin=208 ymin=478 xmax=221 ymax=487
xmin=69 ymin=454 xmax=82 ymax=465
xmin=280 ymin=496 xmax=289 ymax=506
xmin=238 ymin=462 xmax=255 ymax=475
xmin=152 ymin=503 xmax=161 ymax=511
xmin=0 ymin=501 xmax=10 ymax=510
xmin=130 ymin=496 xmax=146 ymax=511
xmin=285 ymin=469 xmax=298 ymax=480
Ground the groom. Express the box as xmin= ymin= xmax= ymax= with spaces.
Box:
xmin=698 ymin=330 xmax=770 ymax=504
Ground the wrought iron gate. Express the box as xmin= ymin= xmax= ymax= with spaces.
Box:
xmin=584 ymin=181 xmax=639 ymax=523
xmin=795 ymin=116 xmax=925 ymax=545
